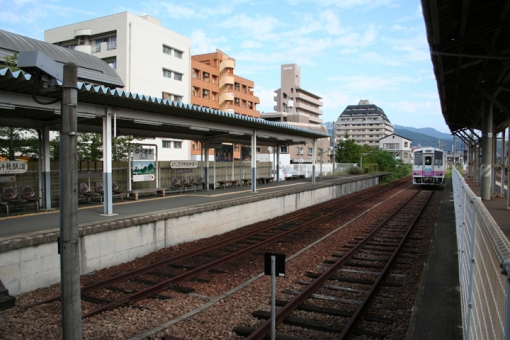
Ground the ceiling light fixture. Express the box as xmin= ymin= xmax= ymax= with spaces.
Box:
xmin=77 ymin=113 xmax=96 ymax=119
xmin=229 ymin=131 xmax=244 ymax=136
xmin=0 ymin=103 xmax=15 ymax=110
xmin=134 ymin=119 xmax=163 ymax=126
xmin=189 ymin=127 xmax=210 ymax=131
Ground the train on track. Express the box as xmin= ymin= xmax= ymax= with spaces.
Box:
xmin=412 ymin=147 xmax=447 ymax=185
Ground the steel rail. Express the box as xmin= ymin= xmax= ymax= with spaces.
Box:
xmin=80 ymin=182 xmax=414 ymax=318
xmin=29 ymin=178 xmax=408 ymax=308
xmin=337 ymin=189 xmax=434 ymax=339
xmin=244 ymin=187 xmax=425 ymax=340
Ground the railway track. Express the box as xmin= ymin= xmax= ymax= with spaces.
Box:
xmin=233 ymin=187 xmax=436 ymax=340
xmin=26 ymin=178 xmax=411 ymax=319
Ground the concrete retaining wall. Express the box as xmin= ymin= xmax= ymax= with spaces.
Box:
xmin=0 ymin=176 xmax=379 ymax=295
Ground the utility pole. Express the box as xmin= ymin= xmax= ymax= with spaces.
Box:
xmin=60 ymin=63 xmax=82 ymax=339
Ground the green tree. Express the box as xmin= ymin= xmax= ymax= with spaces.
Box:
xmin=51 ymin=132 xmax=141 ymax=162
xmin=3 ymin=53 xmax=20 ymax=72
xmin=0 ymin=127 xmax=39 ymax=160
xmin=336 ymin=133 xmax=362 ymax=163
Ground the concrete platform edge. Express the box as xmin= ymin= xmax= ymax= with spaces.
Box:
xmin=405 ymin=179 xmax=463 ymax=340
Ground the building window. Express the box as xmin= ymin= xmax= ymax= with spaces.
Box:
xmin=297 ymin=147 xmax=303 ymax=155
xmin=163 ymin=45 xmax=172 ymax=54
xmin=280 ymin=146 xmax=288 ymax=153
xmin=106 ymin=36 xmax=117 ymax=50
xmin=174 ymin=141 xmax=182 ymax=149
xmin=163 ymin=69 xmax=172 ymax=78
xmin=162 ymin=92 xmax=183 ymax=102
xmin=174 ymin=72 xmax=183 ymax=81
xmin=404 ymin=142 xmax=408 ymax=147
xmin=308 ymin=148 xmax=313 ymax=155
xmin=174 ymin=49 xmax=183 ymax=58
xmin=162 ymin=141 xmax=172 ymax=148
xmin=103 ymin=57 xmax=117 ymax=69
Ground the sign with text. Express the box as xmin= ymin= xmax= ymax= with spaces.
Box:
xmin=0 ymin=175 xmax=16 ymax=182
xmin=170 ymin=160 xmax=198 ymax=169
xmin=132 ymin=161 xmax=155 ymax=182
xmin=0 ymin=161 xmax=28 ymax=174
xmin=133 ymin=148 xmax=155 ymax=161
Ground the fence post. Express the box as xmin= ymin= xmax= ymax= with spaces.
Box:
xmin=465 ymin=197 xmax=480 ymax=340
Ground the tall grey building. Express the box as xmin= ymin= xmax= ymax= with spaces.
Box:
xmin=260 ymin=64 xmax=328 ymax=164
xmin=273 ymin=64 xmax=323 ymax=124
xmin=334 ymin=100 xmax=394 ymax=148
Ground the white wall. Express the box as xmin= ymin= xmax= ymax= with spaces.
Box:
xmin=0 ymin=176 xmax=378 ymax=295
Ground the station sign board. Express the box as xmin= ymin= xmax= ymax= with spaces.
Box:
xmin=133 ymin=148 xmax=155 ymax=161
xmin=0 ymin=161 xmax=28 ymax=174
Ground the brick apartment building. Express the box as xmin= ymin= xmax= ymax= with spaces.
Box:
xmin=190 ymin=50 xmax=260 ymax=160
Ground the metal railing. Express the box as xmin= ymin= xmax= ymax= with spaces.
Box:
xmin=452 ymin=168 xmax=510 ymax=340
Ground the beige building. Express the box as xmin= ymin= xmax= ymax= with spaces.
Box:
xmin=261 ymin=64 xmax=328 ymax=164
xmin=273 ymin=64 xmax=323 ymax=124
xmin=379 ymin=133 xmax=413 ymax=164
xmin=44 ymin=12 xmax=192 ymax=160
xmin=334 ymin=100 xmax=394 ymax=148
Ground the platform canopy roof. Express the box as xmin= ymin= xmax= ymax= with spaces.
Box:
xmin=0 ymin=29 xmax=124 ymax=89
xmin=0 ymin=68 xmax=329 ymax=146
xmin=421 ymin=0 xmax=510 ymax=136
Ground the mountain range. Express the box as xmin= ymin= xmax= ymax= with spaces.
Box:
xmin=325 ymin=122 xmax=463 ymax=152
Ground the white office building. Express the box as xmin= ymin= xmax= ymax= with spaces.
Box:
xmin=45 ymin=12 xmax=191 ymax=160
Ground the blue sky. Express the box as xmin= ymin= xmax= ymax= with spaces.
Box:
xmin=1 ymin=0 xmax=450 ymax=133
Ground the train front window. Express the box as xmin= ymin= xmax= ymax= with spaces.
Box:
xmin=434 ymin=151 xmax=443 ymax=165
xmin=414 ymin=151 xmax=422 ymax=165
xmin=425 ymin=156 xmax=432 ymax=166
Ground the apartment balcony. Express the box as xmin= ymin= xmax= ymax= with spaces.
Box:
xmin=219 ymin=92 xmax=235 ymax=105
xmin=220 ymin=59 xmax=235 ymax=73
xmin=219 ymin=76 xmax=235 ymax=88
xmin=74 ymin=45 xmax=92 ymax=54
xmin=295 ymin=103 xmax=323 ymax=116
xmin=74 ymin=29 xmax=91 ymax=38
xmin=294 ymin=91 xmax=322 ymax=107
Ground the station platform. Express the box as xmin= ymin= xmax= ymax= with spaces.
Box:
xmin=406 ymin=178 xmax=463 ymax=340
xmin=0 ymin=177 xmax=328 ymax=239
xmin=462 ymin=175 xmax=510 ymax=238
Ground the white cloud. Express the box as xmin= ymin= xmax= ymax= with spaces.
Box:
xmin=219 ymin=13 xmax=283 ymax=36
xmin=158 ymin=1 xmax=232 ymax=19
xmin=286 ymin=0 xmax=397 ymax=10
xmin=190 ymin=29 xmax=218 ymax=55
xmin=327 ymin=75 xmax=418 ymax=93
xmin=254 ymin=87 xmax=278 ymax=113
xmin=382 ymin=34 xmax=430 ymax=62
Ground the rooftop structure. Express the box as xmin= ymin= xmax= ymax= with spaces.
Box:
xmin=334 ymin=100 xmax=394 ymax=148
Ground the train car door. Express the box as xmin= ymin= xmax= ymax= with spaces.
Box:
xmin=423 ymin=152 xmax=433 ymax=178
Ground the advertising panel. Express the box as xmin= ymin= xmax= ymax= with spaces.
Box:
xmin=214 ymin=145 xmax=233 ymax=162
xmin=241 ymin=146 xmax=252 ymax=162
xmin=132 ymin=161 xmax=155 ymax=182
